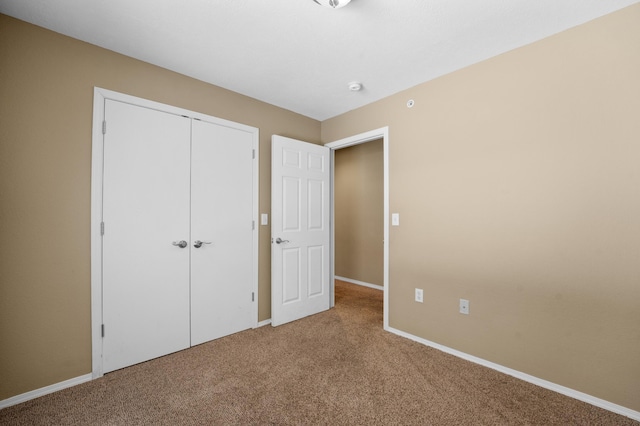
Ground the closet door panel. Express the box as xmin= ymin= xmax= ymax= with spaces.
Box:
xmin=190 ymin=120 xmax=254 ymax=345
xmin=102 ymin=100 xmax=191 ymax=372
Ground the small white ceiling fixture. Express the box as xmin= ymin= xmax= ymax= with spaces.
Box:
xmin=348 ymin=82 xmax=363 ymax=91
xmin=313 ymin=0 xmax=352 ymax=9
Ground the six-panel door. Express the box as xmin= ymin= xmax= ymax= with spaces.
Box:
xmin=271 ymin=135 xmax=331 ymax=326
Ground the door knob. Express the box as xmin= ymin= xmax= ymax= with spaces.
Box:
xmin=172 ymin=240 xmax=188 ymax=248
xmin=193 ymin=240 xmax=212 ymax=248
xmin=275 ymin=237 xmax=290 ymax=244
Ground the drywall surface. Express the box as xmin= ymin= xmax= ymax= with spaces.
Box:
xmin=322 ymin=4 xmax=640 ymax=412
xmin=0 ymin=14 xmax=319 ymax=400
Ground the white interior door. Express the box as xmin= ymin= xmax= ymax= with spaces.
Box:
xmin=190 ymin=120 xmax=255 ymax=345
xmin=271 ymin=135 xmax=331 ymax=326
xmin=102 ymin=100 xmax=191 ymax=373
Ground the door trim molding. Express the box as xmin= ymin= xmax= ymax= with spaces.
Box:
xmin=91 ymin=87 xmax=259 ymax=379
xmin=325 ymin=127 xmax=390 ymax=330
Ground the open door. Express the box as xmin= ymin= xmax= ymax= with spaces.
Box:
xmin=271 ymin=135 xmax=331 ymax=326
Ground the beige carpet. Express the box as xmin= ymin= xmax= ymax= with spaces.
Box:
xmin=1 ymin=281 xmax=636 ymax=425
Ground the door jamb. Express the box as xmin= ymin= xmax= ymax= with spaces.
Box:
xmin=325 ymin=127 xmax=390 ymax=330
xmin=90 ymin=87 xmax=260 ymax=379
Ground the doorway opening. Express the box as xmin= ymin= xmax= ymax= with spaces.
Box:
xmin=326 ymin=127 xmax=389 ymax=330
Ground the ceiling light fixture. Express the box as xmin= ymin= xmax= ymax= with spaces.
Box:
xmin=313 ymin=0 xmax=352 ymax=9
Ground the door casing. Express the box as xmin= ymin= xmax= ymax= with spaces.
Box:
xmin=90 ymin=87 xmax=259 ymax=378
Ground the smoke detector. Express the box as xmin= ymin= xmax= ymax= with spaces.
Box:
xmin=348 ymin=82 xmax=363 ymax=91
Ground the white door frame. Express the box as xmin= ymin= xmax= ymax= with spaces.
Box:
xmin=325 ymin=127 xmax=390 ymax=331
xmin=90 ymin=87 xmax=259 ymax=378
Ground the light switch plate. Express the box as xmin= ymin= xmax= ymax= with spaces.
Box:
xmin=392 ymin=213 xmax=400 ymax=226
xmin=261 ymin=214 xmax=268 ymax=225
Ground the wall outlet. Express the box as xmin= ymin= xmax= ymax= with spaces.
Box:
xmin=415 ymin=288 xmax=423 ymax=303
xmin=459 ymin=299 xmax=469 ymax=315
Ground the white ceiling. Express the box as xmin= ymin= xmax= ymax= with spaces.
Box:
xmin=1 ymin=0 xmax=637 ymax=121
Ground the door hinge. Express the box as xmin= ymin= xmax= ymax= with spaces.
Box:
xmin=252 ymin=149 xmax=255 ymax=159
xmin=252 ymin=292 xmax=255 ymax=302
xmin=100 ymin=222 xmax=105 ymax=235
xmin=252 ymin=220 xmax=255 ymax=230
xmin=102 ymin=120 xmax=106 ymax=135
xmin=101 ymin=324 xmax=105 ymax=337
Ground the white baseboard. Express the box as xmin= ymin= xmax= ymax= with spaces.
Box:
xmin=257 ymin=319 xmax=272 ymax=327
xmin=5 ymin=328 xmax=636 ymax=422
xmin=335 ymin=276 xmax=384 ymax=291
xmin=386 ymin=326 xmax=640 ymax=422
xmin=0 ymin=373 xmax=93 ymax=409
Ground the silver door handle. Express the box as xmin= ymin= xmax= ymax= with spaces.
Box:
xmin=172 ymin=240 xmax=188 ymax=248
xmin=194 ymin=240 xmax=212 ymax=248
xmin=275 ymin=237 xmax=289 ymax=244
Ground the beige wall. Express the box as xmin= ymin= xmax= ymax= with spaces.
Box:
xmin=0 ymin=14 xmax=320 ymax=400
xmin=334 ymin=140 xmax=384 ymax=285
xmin=2 ymin=4 xmax=639 ymax=412
xmin=322 ymin=4 xmax=640 ymax=412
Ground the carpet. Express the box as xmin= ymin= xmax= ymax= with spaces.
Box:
xmin=1 ymin=281 xmax=636 ymax=425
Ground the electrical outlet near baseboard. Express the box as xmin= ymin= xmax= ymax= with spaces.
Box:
xmin=459 ymin=299 xmax=469 ymax=315
xmin=415 ymin=288 xmax=423 ymax=303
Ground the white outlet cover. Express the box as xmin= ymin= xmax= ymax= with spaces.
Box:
xmin=459 ymin=299 xmax=469 ymax=315
xmin=261 ymin=213 xmax=268 ymax=225
xmin=392 ymin=213 xmax=400 ymax=226
xmin=415 ymin=288 xmax=423 ymax=303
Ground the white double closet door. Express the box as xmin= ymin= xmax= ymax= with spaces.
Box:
xmin=102 ymin=99 xmax=255 ymax=373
